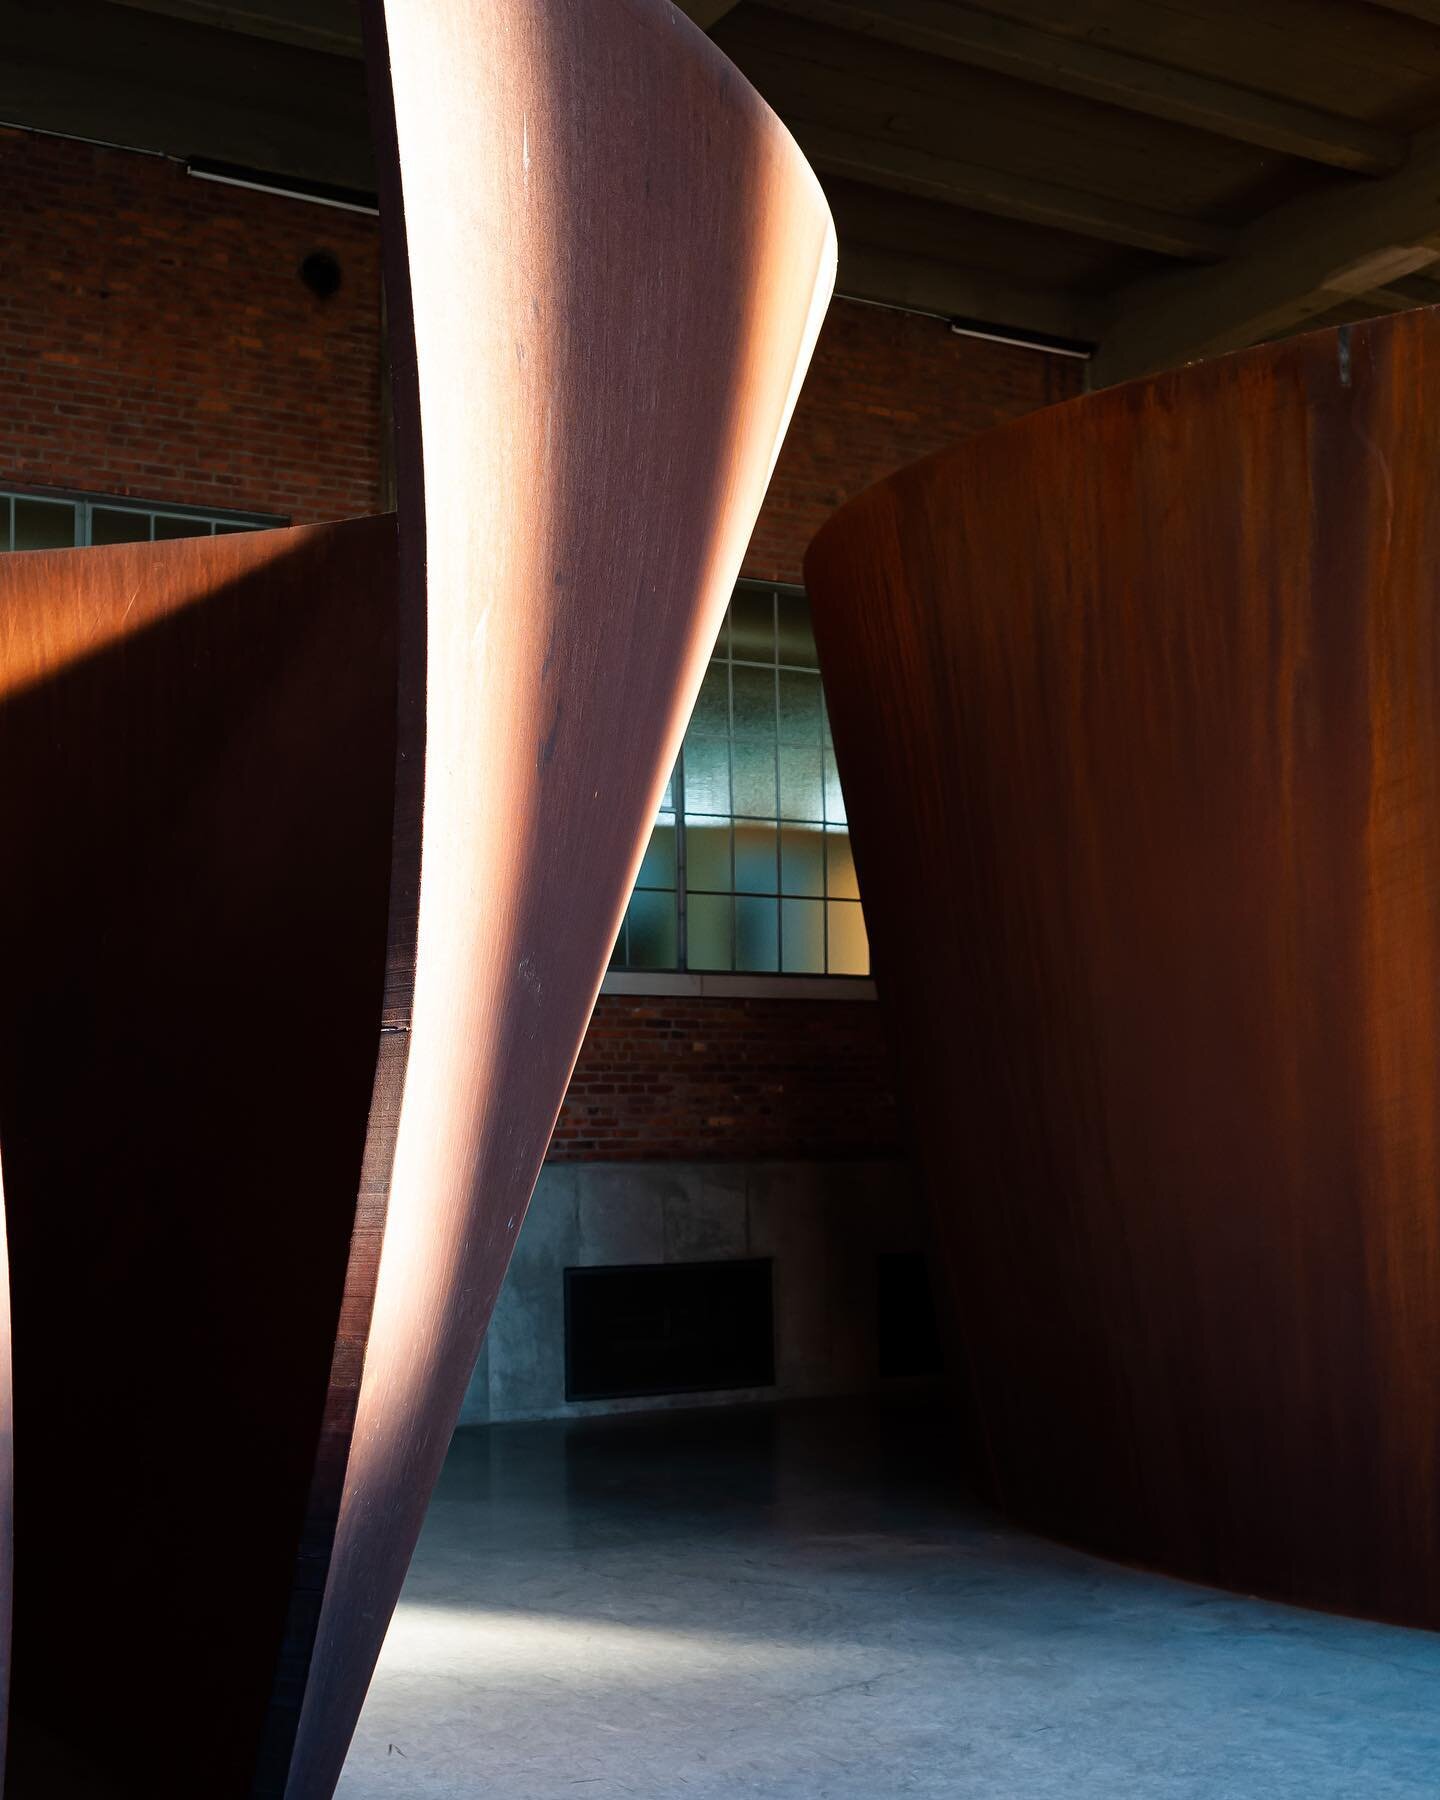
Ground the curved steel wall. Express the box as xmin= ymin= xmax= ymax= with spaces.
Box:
xmin=806 ymin=311 xmax=1440 ymax=1630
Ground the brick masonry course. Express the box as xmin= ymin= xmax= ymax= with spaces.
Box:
xmin=1 ymin=126 xmax=1081 ymax=1160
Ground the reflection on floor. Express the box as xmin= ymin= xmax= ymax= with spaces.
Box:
xmin=337 ymin=1399 xmax=1440 ymax=1799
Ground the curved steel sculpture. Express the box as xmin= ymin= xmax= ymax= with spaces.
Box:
xmin=0 ymin=2 xmax=835 ymax=1793
xmin=806 ymin=309 xmax=1440 ymax=1632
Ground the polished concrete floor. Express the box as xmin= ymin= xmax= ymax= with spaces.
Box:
xmin=337 ymin=1399 xmax=1440 ymax=1799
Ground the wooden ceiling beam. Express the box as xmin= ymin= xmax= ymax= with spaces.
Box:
xmin=835 ymin=243 xmax=1101 ymax=343
xmin=675 ymin=0 xmax=744 ymax=25
xmin=1358 ymin=281 xmax=1436 ymax=311
xmin=1091 ymin=124 xmax=1440 ymax=385
xmin=105 ymin=0 xmax=742 ymax=49
xmin=105 ymin=0 xmax=363 ymax=57
xmin=794 ymin=121 xmax=1234 ymax=259
xmin=763 ymin=0 xmax=1403 ymax=175
xmin=1357 ymin=272 xmax=1440 ymax=309
xmin=1361 ymin=0 xmax=1440 ymax=25
xmin=4 ymin=0 xmax=373 ymax=190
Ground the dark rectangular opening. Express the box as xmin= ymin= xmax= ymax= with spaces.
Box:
xmin=564 ymin=1259 xmax=775 ymax=1402
xmin=877 ymin=1251 xmax=943 ymax=1379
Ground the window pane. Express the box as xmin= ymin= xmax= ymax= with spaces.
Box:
xmin=780 ymin=897 xmax=824 ymax=974
xmin=734 ymin=821 xmax=778 ymax=895
xmin=626 ymin=889 xmax=677 ymax=970
xmin=631 ymin=582 xmax=871 ymax=981
xmin=685 ymin=818 xmax=731 ymax=893
xmin=682 ymin=736 xmax=730 ymax=815
xmin=690 ymin=662 xmax=729 ymax=736
xmin=736 ymin=896 xmax=779 ymax=972
xmin=778 ymin=744 xmax=823 ymax=821
xmin=660 ymin=764 xmax=675 ymax=812
xmin=5 ymin=493 xmax=269 ymax=554
xmin=825 ymin=828 xmax=860 ymax=901
xmin=730 ymin=586 xmax=774 ymax=662
xmin=732 ymin=740 xmax=778 ymax=819
xmin=91 ymin=507 xmax=151 ymax=546
xmin=730 ymin=663 xmax=775 ymax=739
xmin=636 ymin=816 xmax=676 ymax=890
xmin=823 ymin=749 xmax=847 ymax=824
xmin=828 ymin=901 xmax=870 ymax=976
xmin=780 ymin=824 xmax=824 ymax=898
xmin=687 ymin=894 xmax=733 ymax=970
xmin=777 ymin=592 xmax=818 ymax=668
xmin=14 ymin=498 xmax=76 ymax=551
xmin=778 ymin=669 xmax=822 ymax=745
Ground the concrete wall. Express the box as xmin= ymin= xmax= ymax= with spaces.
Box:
xmin=459 ymin=1159 xmax=932 ymax=1424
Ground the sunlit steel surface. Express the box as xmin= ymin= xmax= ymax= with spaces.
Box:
xmin=805 ymin=309 xmax=1440 ymax=1632
xmin=0 ymin=0 xmax=835 ymax=1792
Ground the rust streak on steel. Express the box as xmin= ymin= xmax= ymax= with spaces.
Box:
xmin=805 ymin=308 xmax=1440 ymax=1630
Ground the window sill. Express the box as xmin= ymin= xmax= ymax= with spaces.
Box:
xmin=600 ymin=971 xmax=877 ymax=1001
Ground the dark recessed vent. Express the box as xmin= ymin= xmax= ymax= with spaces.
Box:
xmin=564 ymin=1259 xmax=775 ymax=1402
xmin=299 ymin=249 xmax=343 ymax=298
xmin=877 ymin=1252 xmax=943 ymax=1379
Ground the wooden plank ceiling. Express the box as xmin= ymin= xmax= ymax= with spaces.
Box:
xmin=7 ymin=0 xmax=1440 ymax=382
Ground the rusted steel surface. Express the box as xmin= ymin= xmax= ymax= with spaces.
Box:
xmin=0 ymin=1163 xmax=9 ymax=1786
xmin=274 ymin=5 xmax=834 ymax=1793
xmin=0 ymin=5 xmax=831 ymax=1786
xmin=0 ymin=518 xmax=400 ymax=1795
xmin=805 ymin=309 xmax=1440 ymax=1629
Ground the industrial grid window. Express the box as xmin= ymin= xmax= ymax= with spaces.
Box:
xmin=4 ymin=513 xmax=866 ymax=976
xmin=610 ymin=581 xmax=869 ymax=977
xmin=0 ymin=487 xmax=283 ymax=552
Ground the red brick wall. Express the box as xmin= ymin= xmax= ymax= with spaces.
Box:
xmin=0 ymin=127 xmax=382 ymax=525
xmin=0 ymin=126 xmax=1078 ymax=578
xmin=744 ymin=298 xmax=1082 ymax=584
xmin=551 ymin=994 xmax=898 ymax=1162
xmin=564 ymin=314 xmax=1078 ymax=1159
xmin=0 ymin=127 xmax=1081 ymax=1165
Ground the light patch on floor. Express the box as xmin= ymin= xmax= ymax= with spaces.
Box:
xmin=338 ymin=1402 xmax=1440 ymax=1799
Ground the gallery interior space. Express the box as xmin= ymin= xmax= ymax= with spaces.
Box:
xmin=3 ymin=1 xmax=1440 ymax=1796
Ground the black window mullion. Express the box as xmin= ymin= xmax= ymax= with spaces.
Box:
xmin=0 ymin=489 xmax=279 ymax=548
